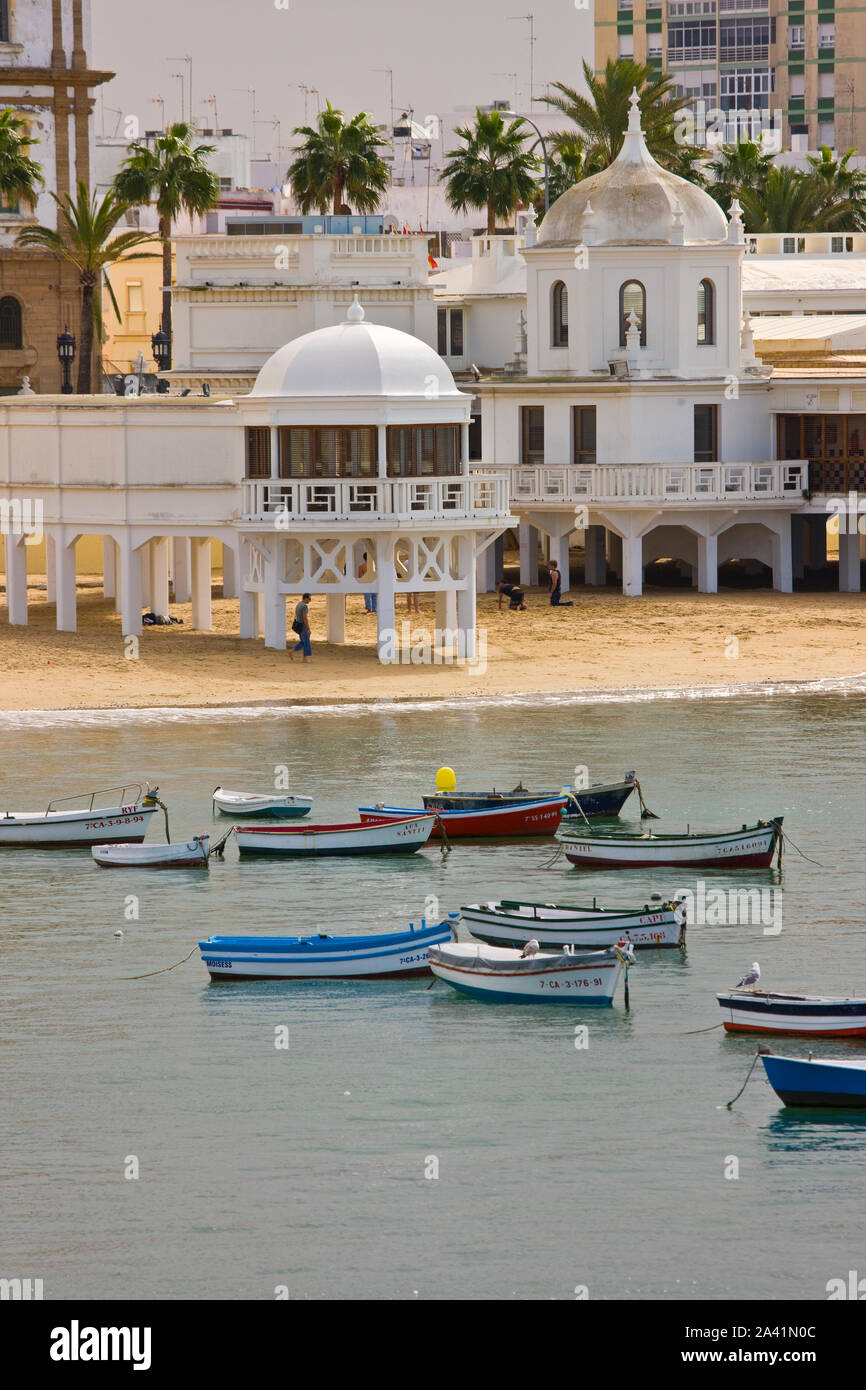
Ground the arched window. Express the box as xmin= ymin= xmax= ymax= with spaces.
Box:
xmin=0 ymin=296 xmax=22 ymax=350
xmin=552 ymin=280 xmax=568 ymax=347
xmin=619 ymin=280 xmax=646 ymax=347
xmin=697 ymin=278 xmax=715 ymax=344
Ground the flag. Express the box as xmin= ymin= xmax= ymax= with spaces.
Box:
xmin=428 ymin=254 xmax=437 ymax=270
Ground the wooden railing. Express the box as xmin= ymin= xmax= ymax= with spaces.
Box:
xmin=242 ymin=475 xmax=512 ymax=522
xmin=807 ymin=459 xmax=866 ymax=495
xmin=477 ymin=462 xmax=808 ymax=505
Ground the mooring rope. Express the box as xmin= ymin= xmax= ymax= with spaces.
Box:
xmin=725 ymin=1049 xmax=767 ymax=1109
xmin=682 ymin=1021 xmax=724 ymax=1035
xmin=634 ymin=778 xmax=659 ymax=820
xmin=122 ymin=945 xmax=198 ymax=981
xmin=207 ymin=825 xmax=234 ymax=860
xmin=777 ymin=825 xmax=828 ymax=869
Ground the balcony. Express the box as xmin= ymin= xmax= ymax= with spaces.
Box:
xmin=242 ymin=475 xmax=512 ymax=524
xmin=481 ymin=462 xmax=808 ymax=506
xmin=808 ymin=459 xmax=866 ymax=494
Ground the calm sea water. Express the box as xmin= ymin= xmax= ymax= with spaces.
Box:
xmin=2 ymin=690 xmax=865 ymax=1301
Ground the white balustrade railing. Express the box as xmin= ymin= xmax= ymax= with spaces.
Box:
xmin=477 ymin=462 xmax=808 ymax=506
xmin=242 ymin=475 xmax=511 ymax=523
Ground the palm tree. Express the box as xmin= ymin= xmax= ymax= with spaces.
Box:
xmin=113 ymin=123 xmax=219 ymax=358
xmin=287 ymin=103 xmax=390 ymax=215
xmin=442 ymin=108 xmax=540 ymax=235
xmin=0 ymin=107 xmax=43 ymax=212
xmin=18 ymin=183 xmax=157 ymax=393
xmin=736 ymin=165 xmax=854 ymax=233
xmin=805 ymin=145 xmax=866 ymax=231
xmin=542 ymin=133 xmax=589 ymax=209
xmin=706 ymin=138 xmax=777 ymax=215
xmin=544 ymin=59 xmax=697 ymax=174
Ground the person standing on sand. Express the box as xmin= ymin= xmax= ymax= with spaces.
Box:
xmin=548 ymin=559 xmax=573 ymax=607
xmin=359 ymin=552 xmax=377 ymax=613
xmin=405 ymin=590 xmax=420 ymax=613
xmin=290 ymin=593 xmax=312 ymax=661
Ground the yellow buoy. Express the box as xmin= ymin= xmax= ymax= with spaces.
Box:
xmin=435 ymin=766 xmax=457 ymax=792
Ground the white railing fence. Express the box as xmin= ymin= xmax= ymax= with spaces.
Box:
xmin=243 ymin=475 xmax=511 ymax=522
xmin=476 ymin=462 xmax=808 ymax=505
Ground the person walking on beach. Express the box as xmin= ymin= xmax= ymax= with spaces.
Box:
xmin=548 ymin=559 xmax=573 ymax=607
xmin=497 ymin=580 xmax=526 ymax=611
xmin=359 ymin=552 xmax=377 ymax=613
xmin=290 ymin=593 xmax=312 ymax=661
xmin=405 ymin=590 xmax=420 ymax=614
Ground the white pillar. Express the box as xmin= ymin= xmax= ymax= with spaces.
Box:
xmin=435 ymin=589 xmax=458 ymax=647
xmin=326 ymin=592 xmax=346 ymax=643
xmin=263 ymin=562 xmax=286 ymax=651
xmin=239 ymin=587 xmax=256 ymax=639
xmin=550 ymin=533 xmax=571 ymax=593
xmin=119 ymin=536 xmax=143 ymax=637
xmin=461 ymin=421 xmax=470 ymax=476
xmin=377 ymin=425 xmax=388 ymax=479
xmin=519 ymin=523 xmax=539 ymax=587
xmin=254 ymin=591 xmax=265 ymax=639
xmin=584 ymin=525 xmax=606 ymax=586
xmin=270 ymin=425 xmax=280 ymax=479
xmin=376 ymin=537 xmax=397 ymax=663
xmin=5 ymin=535 xmax=28 ymax=626
xmin=838 ymin=529 xmax=862 ymax=592
xmin=621 ymin=535 xmax=643 ymax=597
xmin=46 ymin=533 xmax=56 ymax=602
xmin=457 ymin=535 xmax=477 ymax=661
xmin=140 ymin=541 xmax=152 ymax=609
xmin=150 ymin=536 xmax=170 ymax=619
xmin=191 ymin=538 xmax=213 ymax=630
xmin=697 ymin=532 xmax=718 ymax=593
xmin=54 ymin=533 xmax=77 ymax=633
xmin=476 ymin=536 xmax=496 ymax=593
xmin=221 ymin=543 xmax=238 ymax=599
xmin=771 ymin=523 xmax=793 ymax=594
xmin=172 ymin=537 xmax=191 ymax=602
xmin=103 ymin=536 xmax=117 ymax=599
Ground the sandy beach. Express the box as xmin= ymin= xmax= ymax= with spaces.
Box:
xmin=1 ymin=578 xmax=864 ymax=711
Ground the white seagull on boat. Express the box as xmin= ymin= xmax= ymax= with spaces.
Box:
xmin=736 ymin=962 xmax=761 ymax=989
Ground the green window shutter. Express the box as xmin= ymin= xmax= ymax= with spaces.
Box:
xmin=788 ymin=60 xmax=805 ymax=75
xmin=646 ymin=20 xmax=662 ymax=32
xmin=617 ymin=20 xmax=633 ymax=33
xmin=818 ymin=59 xmax=834 ymax=74
xmin=817 ymin=97 xmax=835 ymax=112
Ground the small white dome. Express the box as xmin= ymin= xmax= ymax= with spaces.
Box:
xmin=251 ymin=297 xmax=461 ymax=399
xmin=538 ymin=90 xmax=727 ymax=247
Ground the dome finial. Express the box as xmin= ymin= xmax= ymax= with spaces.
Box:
xmin=627 ymin=87 xmax=642 ymax=135
xmin=346 ymin=294 xmax=365 ymax=324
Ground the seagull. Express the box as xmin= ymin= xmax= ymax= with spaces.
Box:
xmin=521 ymin=939 xmax=540 ymax=958
xmin=736 ymin=961 xmax=761 ymax=989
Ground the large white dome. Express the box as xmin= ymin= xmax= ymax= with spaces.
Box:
xmin=538 ymin=91 xmax=728 ymax=248
xmin=251 ymin=298 xmax=462 ymax=399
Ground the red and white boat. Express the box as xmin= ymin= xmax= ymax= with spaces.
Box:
xmin=235 ymin=815 xmax=435 ymax=856
xmin=558 ymin=817 xmax=783 ymax=869
xmin=358 ymin=796 xmax=566 ymax=839
xmin=717 ymin=989 xmax=866 ymax=1037
xmin=0 ymin=783 xmax=161 ymax=848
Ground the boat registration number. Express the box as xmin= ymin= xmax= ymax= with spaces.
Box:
xmin=85 ymin=814 xmax=144 ymax=830
xmin=540 ymin=976 xmax=604 ymax=990
xmin=399 ymin=952 xmax=427 ymax=965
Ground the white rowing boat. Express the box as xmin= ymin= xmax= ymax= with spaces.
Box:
xmin=558 ymin=817 xmax=783 ymax=869
xmin=92 ymin=836 xmax=210 ymax=869
xmin=234 ymin=814 xmax=436 ymax=856
xmin=428 ymin=941 xmax=634 ymax=1005
xmin=0 ymin=782 xmax=161 ymax=848
xmin=212 ymin=788 xmax=313 ymax=819
xmin=461 ymin=898 xmax=684 ymax=949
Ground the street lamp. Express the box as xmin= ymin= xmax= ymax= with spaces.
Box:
xmin=152 ymin=329 xmax=171 ymax=393
xmin=57 ymin=327 xmax=76 ymax=394
xmin=505 ymin=108 xmax=549 ymax=216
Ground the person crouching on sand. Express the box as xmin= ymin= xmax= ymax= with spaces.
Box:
xmin=290 ymin=593 xmax=312 ymax=661
xmin=548 ymin=559 xmax=573 ymax=607
xmin=497 ymin=580 xmax=526 ymax=611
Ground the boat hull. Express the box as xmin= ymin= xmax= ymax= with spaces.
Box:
xmin=423 ymin=780 xmax=635 ymax=820
xmin=213 ymin=789 xmax=312 ymax=819
xmin=463 ymin=901 xmax=683 ymax=949
xmin=718 ymin=991 xmax=866 ymax=1037
xmin=761 ymin=1054 xmax=866 ymax=1107
xmin=0 ymin=802 xmax=158 ymax=847
xmin=198 ymin=920 xmax=455 ymax=980
xmin=93 ymin=837 xmax=210 ymax=869
xmin=429 ymin=943 xmax=626 ymax=1004
xmin=561 ymin=820 xmax=781 ymax=870
xmin=360 ymin=797 xmax=566 ymax=838
xmin=235 ymin=815 xmax=435 ymax=856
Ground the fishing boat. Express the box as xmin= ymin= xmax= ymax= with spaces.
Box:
xmin=234 ymin=814 xmax=436 ymax=856
xmin=717 ymin=989 xmax=866 ymax=1037
xmin=198 ymin=916 xmax=458 ymax=980
xmin=422 ymin=776 xmax=638 ymax=821
xmin=0 ymin=782 xmax=161 ymax=848
xmin=428 ymin=940 xmax=634 ymax=1005
xmin=358 ymin=796 xmax=566 ymax=839
xmin=558 ymin=817 xmax=783 ymax=870
xmin=92 ymin=836 xmax=210 ymax=869
xmin=212 ymin=788 xmax=312 ymax=819
xmin=462 ymin=898 xmax=684 ymax=950
xmin=760 ymin=1052 xmax=866 ymax=1108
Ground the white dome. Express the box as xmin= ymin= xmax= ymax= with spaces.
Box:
xmin=538 ymin=91 xmax=728 ymax=248
xmin=251 ymin=298 xmax=461 ymax=399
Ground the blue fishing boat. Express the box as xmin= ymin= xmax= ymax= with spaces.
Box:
xmin=199 ymin=915 xmax=458 ymax=980
xmin=422 ymin=774 xmax=639 ymax=820
xmin=761 ymin=1053 xmax=866 ymax=1108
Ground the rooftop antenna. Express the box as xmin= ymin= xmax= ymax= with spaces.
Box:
xmin=374 ymin=67 xmax=395 ymax=130
xmin=508 ymin=14 xmax=535 ymax=107
xmin=151 ymin=96 xmax=165 ymax=130
xmin=168 ymin=54 xmax=193 ymax=129
xmin=494 ymin=72 xmax=520 ymax=109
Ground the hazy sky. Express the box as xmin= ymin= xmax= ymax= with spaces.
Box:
xmin=91 ymin=0 xmax=593 ymax=155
